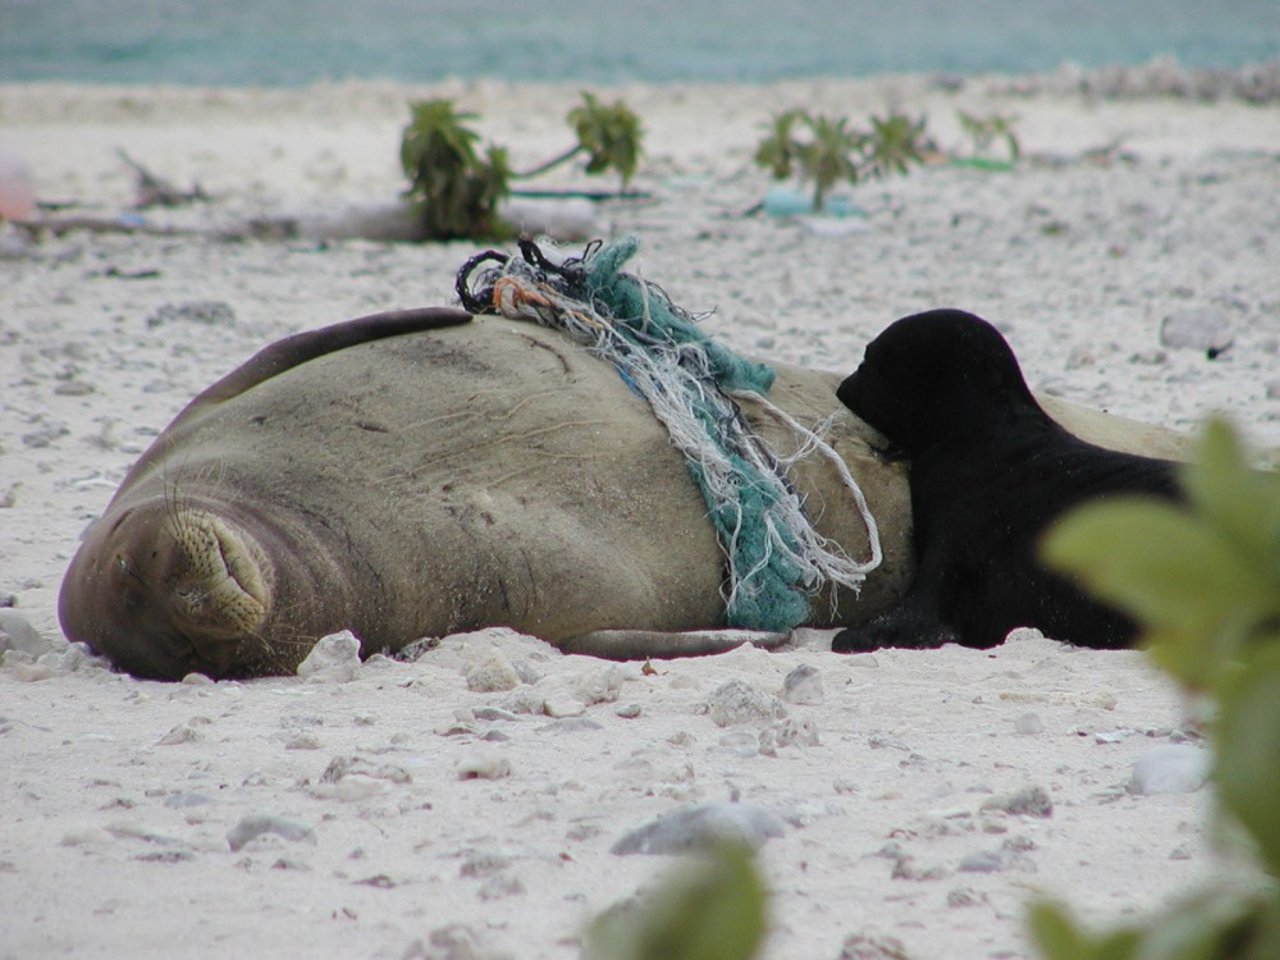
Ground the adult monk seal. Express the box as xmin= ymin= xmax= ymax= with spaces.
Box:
xmin=831 ymin=308 xmax=1181 ymax=653
xmin=59 ymin=299 xmax=1194 ymax=680
xmin=58 ymin=307 xmax=914 ymax=680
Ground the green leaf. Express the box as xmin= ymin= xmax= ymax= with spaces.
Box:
xmin=1182 ymin=419 xmax=1280 ymax=584
xmin=800 ymin=113 xmax=862 ymax=210
xmin=754 ymin=110 xmax=803 ymax=180
xmin=752 ymin=109 xmax=928 ymax=211
xmin=1215 ymin=645 xmax=1280 ymax=876
xmin=398 ymin=98 xmax=511 ymax=240
xmin=582 ymin=842 xmax=767 ymax=960
xmin=957 ymin=110 xmax=1021 ymax=162
xmin=1027 ymin=902 xmax=1140 ymax=960
xmin=1042 ymin=498 xmax=1270 ymax=686
xmin=863 ymin=113 xmax=929 ymax=180
xmin=567 ymin=92 xmax=644 ymax=187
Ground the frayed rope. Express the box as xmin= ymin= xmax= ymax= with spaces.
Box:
xmin=456 ymin=236 xmax=881 ymax=632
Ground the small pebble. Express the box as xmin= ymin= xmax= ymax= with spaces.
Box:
xmin=535 ymin=717 xmax=603 ymax=735
xmin=891 ymin=856 xmax=948 ymax=881
xmin=719 ymin=729 xmax=760 ymax=758
xmin=319 ymin=755 xmax=411 ymax=785
xmin=402 ymin=924 xmax=491 ymax=960
xmin=513 ymin=659 xmax=541 ymax=684
xmin=615 ymin=702 xmax=642 ymax=719
xmin=1160 ymin=306 xmax=1233 ymax=354
xmin=333 ymin=774 xmax=387 ymax=801
xmin=455 ymin=749 xmax=512 ymax=780
xmin=226 ymin=813 xmax=316 ymax=852
xmin=464 ymin=649 xmax=520 ymax=693
xmin=147 ymin=300 xmax=236 ymax=328
xmin=0 ymin=609 xmax=51 ymax=657
xmin=477 ymin=874 xmax=525 ymax=900
xmin=542 ymin=696 xmax=586 ymax=718
xmin=980 ymin=784 xmax=1053 ymax=818
xmin=500 ymin=686 xmax=546 ymax=715
xmin=610 ymin=802 xmax=785 ymax=855
xmin=472 ymin=706 xmax=521 ymax=722
xmin=163 ymin=792 xmax=215 ymax=810
xmin=270 ymin=857 xmax=311 ymax=871
xmin=1095 ymin=728 xmax=1135 ymax=744
xmin=572 ymin=665 xmax=624 ymax=705
xmin=296 ymin=630 xmax=362 ymax=683
xmin=957 ymin=849 xmax=1007 ymax=873
xmin=61 ymin=827 xmax=113 ymax=847
xmin=947 ymin=887 xmax=987 ymax=908
xmin=781 ymin=663 xmax=824 ymax=704
xmin=837 ymin=933 xmax=910 ymax=960
xmin=702 ymin=679 xmax=788 ymax=727
xmin=135 ymin=850 xmax=195 ymax=864
xmin=156 ymin=723 xmax=205 ymax=746
xmin=1129 ymin=744 xmax=1209 ymax=795
xmin=460 ymin=850 xmax=511 ymax=878
xmin=1014 ymin=712 xmax=1043 ymax=735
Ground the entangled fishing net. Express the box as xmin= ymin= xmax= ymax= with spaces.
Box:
xmin=456 ymin=236 xmax=881 ymax=632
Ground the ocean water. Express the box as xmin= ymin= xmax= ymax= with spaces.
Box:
xmin=2 ymin=0 xmax=1277 ymax=86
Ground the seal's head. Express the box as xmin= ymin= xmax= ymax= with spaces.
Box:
xmin=59 ymin=495 xmax=285 ymax=679
xmin=837 ymin=309 xmax=1040 ymax=454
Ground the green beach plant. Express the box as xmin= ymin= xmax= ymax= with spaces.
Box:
xmin=956 ymin=110 xmax=1021 ymax=167
xmin=753 ymin=108 xmax=930 ymax=212
xmin=400 ymin=98 xmax=512 ymax=240
xmin=400 ymin=93 xmax=646 ymax=240
xmin=1033 ymin=419 xmax=1280 ymax=960
xmin=517 ymin=91 xmax=645 ymax=190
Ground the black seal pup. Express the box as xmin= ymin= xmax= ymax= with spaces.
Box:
xmin=832 ymin=308 xmax=1179 ymax=652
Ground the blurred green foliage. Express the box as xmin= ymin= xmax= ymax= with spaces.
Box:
xmin=582 ymin=842 xmax=767 ymax=960
xmin=1036 ymin=419 xmax=1280 ymax=960
xmin=399 ymin=92 xmax=645 ymax=240
xmin=566 ymin=92 xmax=644 ymax=188
xmin=753 ymin=108 xmax=929 ymax=211
xmin=956 ymin=110 xmax=1021 ymax=163
xmin=400 ymin=99 xmax=512 ymax=240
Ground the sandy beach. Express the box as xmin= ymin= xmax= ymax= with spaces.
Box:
xmin=2 ymin=76 xmax=1279 ymax=959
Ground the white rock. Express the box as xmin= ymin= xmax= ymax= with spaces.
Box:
xmin=0 ymin=609 xmax=51 ymax=657
xmin=980 ymin=785 xmax=1053 ymax=818
xmin=333 ymin=774 xmax=388 ymax=802
xmin=572 ymin=665 xmax=624 ymax=705
xmin=296 ymin=630 xmax=362 ymax=683
xmin=542 ymin=695 xmax=586 ymax=718
xmin=1160 ymin=306 xmax=1233 ymax=354
xmin=157 ymin=723 xmax=205 ymax=746
xmin=703 ymin=679 xmax=788 ymax=727
xmin=1129 ymin=744 xmax=1209 ymax=795
xmin=1014 ymin=712 xmax=1044 ymax=735
xmin=455 ymin=749 xmax=513 ymax=780
xmin=464 ymin=649 xmax=521 ymax=693
xmin=610 ymin=802 xmax=786 ymax=855
xmin=781 ymin=663 xmax=824 ymax=704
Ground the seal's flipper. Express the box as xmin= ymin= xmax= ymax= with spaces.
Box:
xmin=191 ymin=307 xmax=473 ymax=408
xmin=556 ymin=628 xmax=792 ymax=660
